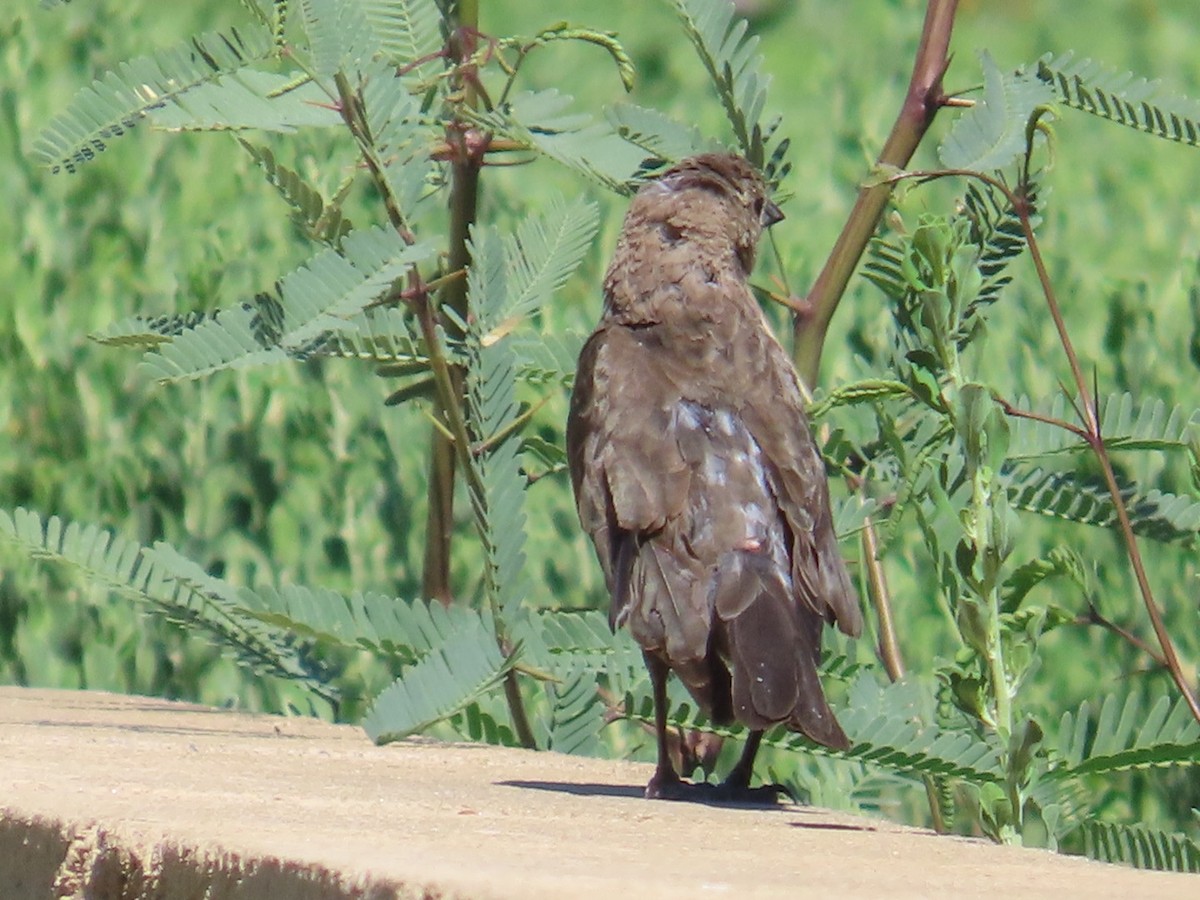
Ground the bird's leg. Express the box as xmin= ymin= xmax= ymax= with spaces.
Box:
xmin=715 ymin=730 xmax=793 ymax=804
xmin=643 ymin=652 xmax=685 ymax=800
xmin=722 ymin=729 xmax=763 ymax=790
xmin=642 ymin=657 xmax=787 ymax=805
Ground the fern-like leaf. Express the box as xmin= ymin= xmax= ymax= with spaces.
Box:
xmin=299 ymin=0 xmax=377 ymax=76
xmin=867 ymin=179 xmax=1042 ymax=359
xmin=239 ymin=140 xmax=354 ymax=245
xmin=605 ymin=103 xmax=704 ymax=167
xmin=362 ymin=614 xmax=518 ymax=743
xmin=90 ymin=311 xmax=213 ymax=349
xmin=463 ymin=235 xmax=532 ymax=622
xmin=667 ymin=0 xmax=779 ymax=169
xmin=544 ymin=664 xmax=606 ymax=756
xmin=960 ymin=178 xmax=1039 ymax=319
xmin=473 ymin=89 xmax=646 ymax=194
xmin=1007 ymin=392 xmax=1200 ymax=460
xmin=359 ymin=58 xmax=439 ymax=223
xmin=287 ymin=0 xmax=443 ymax=78
xmin=137 ymin=303 xmax=291 ymax=376
xmin=624 ymin=673 xmax=1003 ymax=783
xmin=140 ymin=229 xmax=435 ymax=382
xmin=939 ymin=50 xmax=1054 ymax=172
xmin=1006 ymin=465 xmax=1200 ymax=546
xmin=487 ymin=197 xmax=600 ymax=333
xmin=1050 ymin=693 xmax=1200 ymax=779
xmin=1000 ymin=546 xmax=1088 ymax=613
xmin=830 ymin=676 xmax=1004 ymax=781
xmin=237 ymin=583 xmax=490 ymax=665
xmin=460 ymin=203 xmax=596 ymax=618
xmin=32 ymin=27 xmax=275 ymax=173
xmin=359 ymin=0 xmax=443 ymax=66
xmin=454 ymin=704 xmax=520 ymax=747
xmin=830 ymin=493 xmax=879 ymax=539
xmin=520 ymin=609 xmax=645 ymax=697
xmin=510 ymin=331 xmax=585 ymax=389
xmin=623 ymin=691 xmax=1004 ymax=783
xmin=314 ymin=307 xmax=434 ymax=365
xmin=1037 ymin=51 xmax=1200 ymax=149
xmin=0 ymin=508 xmax=332 ymax=701
xmin=1097 ymin=391 xmax=1200 ymax=451
xmin=146 ymin=69 xmax=341 ymax=133
xmin=1080 ymin=820 xmax=1200 ymax=873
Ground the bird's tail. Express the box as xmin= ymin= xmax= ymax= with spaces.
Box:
xmin=712 ymin=550 xmax=851 ymax=751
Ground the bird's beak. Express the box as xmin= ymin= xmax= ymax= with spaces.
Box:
xmin=760 ymin=199 xmax=784 ymax=228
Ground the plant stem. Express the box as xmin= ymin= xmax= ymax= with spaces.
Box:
xmin=415 ymin=1 xmax=536 ymax=748
xmin=862 ymin=518 xmax=905 ymax=681
xmin=793 ymin=0 xmax=959 ymax=389
xmin=985 ymin=602 xmax=1011 ymax=735
xmin=422 ymin=3 xmax=483 ymax=606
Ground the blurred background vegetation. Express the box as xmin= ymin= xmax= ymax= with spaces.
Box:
xmin=3 ymin=0 xmax=1198 ymax=839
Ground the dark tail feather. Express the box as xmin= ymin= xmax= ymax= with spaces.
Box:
xmin=714 ymin=551 xmax=851 ymax=751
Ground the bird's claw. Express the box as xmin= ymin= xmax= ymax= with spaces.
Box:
xmin=645 ymin=774 xmax=793 ymax=806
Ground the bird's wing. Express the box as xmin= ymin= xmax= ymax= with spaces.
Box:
xmin=740 ymin=331 xmax=864 ymax=638
xmin=566 ymin=324 xmax=694 ymax=632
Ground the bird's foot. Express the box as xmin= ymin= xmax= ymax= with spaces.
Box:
xmin=645 ymin=771 xmax=792 ymax=806
xmin=644 ymin=767 xmax=691 ymax=801
xmin=712 ymin=779 xmax=793 ymax=805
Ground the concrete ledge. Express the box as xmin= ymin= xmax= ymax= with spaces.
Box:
xmin=1 ymin=687 xmax=1194 ymax=898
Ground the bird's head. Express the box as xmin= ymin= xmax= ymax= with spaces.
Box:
xmin=649 ymin=153 xmax=782 ymax=273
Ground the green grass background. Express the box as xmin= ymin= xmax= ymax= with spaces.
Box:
xmin=2 ymin=0 xmax=1199 ymax=830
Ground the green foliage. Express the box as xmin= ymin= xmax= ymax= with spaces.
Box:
xmin=362 ymin=611 xmax=516 ymax=743
xmin=938 ymin=50 xmax=1054 ymax=172
xmin=830 ymin=37 xmax=1200 ymax=859
xmin=139 ymin=233 xmax=436 ymax=382
xmin=1081 ymin=820 xmax=1200 ymax=873
xmin=0 ymin=508 xmax=332 ymax=708
xmin=1007 ymin=466 xmax=1200 ymax=545
xmin=471 ymin=89 xmax=647 ymax=194
xmin=1037 ymin=51 xmax=1200 ymax=148
xmin=666 ymin=0 xmax=785 ymax=175
xmin=239 ymin=583 xmax=483 ymax=663
xmin=1050 ymin=693 xmax=1200 ymax=779
xmin=237 ymin=139 xmax=355 ymax=246
xmin=625 ymin=675 xmax=1006 ymax=784
xmin=31 ymin=27 xmax=278 ymax=173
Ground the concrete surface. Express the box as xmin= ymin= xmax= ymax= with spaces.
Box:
xmin=0 ymin=687 xmax=1195 ymax=898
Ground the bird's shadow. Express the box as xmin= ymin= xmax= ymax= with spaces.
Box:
xmin=500 ymin=781 xmax=886 ymax=832
xmin=498 ymin=779 xmax=645 ymax=800
xmin=498 ymin=779 xmax=795 ymax=810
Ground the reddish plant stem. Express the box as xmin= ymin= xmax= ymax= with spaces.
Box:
xmin=793 ymin=0 xmax=960 ymax=389
xmin=1018 ymin=207 xmax=1200 ymax=724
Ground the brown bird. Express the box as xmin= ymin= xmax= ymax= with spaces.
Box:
xmin=566 ymin=153 xmax=862 ymax=801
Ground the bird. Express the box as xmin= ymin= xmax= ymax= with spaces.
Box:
xmin=566 ymin=152 xmax=863 ymax=801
